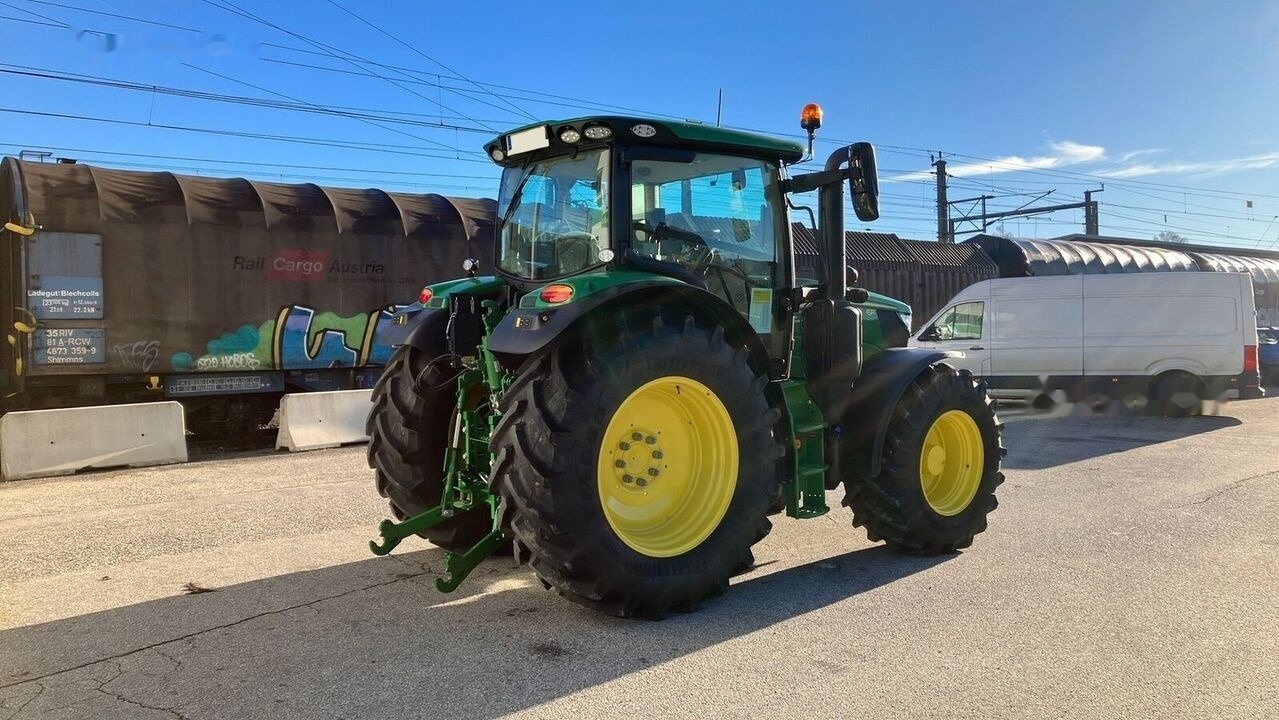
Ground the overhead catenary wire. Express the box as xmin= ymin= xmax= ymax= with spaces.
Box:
xmin=0 ymin=107 xmax=493 ymax=163
xmin=17 ymin=0 xmax=1278 ymax=210
xmin=199 ymin=0 xmax=502 ymax=135
xmin=0 ymin=0 xmax=66 ymax=26
xmin=322 ymin=0 xmax=536 ymax=122
xmin=7 ymin=0 xmax=1276 ymax=245
xmin=0 ymin=65 xmax=499 ymax=136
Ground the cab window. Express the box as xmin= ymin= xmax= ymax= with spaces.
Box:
xmin=629 ymin=153 xmax=782 ymax=322
xmin=933 ymin=301 xmax=985 ymax=341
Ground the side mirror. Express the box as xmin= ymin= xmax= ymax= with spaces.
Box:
xmin=848 ymin=142 xmax=880 ymax=222
xmin=846 ymin=266 xmax=860 ymax=286
xmin=918 ymin=325 xmax=939 ymax=342
xmin=845 ymin=288 xmax=869 ymax=303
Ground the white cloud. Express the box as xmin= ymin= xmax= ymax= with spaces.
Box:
xmin=885 ymin=139 xmax=1279 ymax=185
xmin=888 ymin=139 xmax=1105 ymax=182
xmin=1096 ymin=152 xmax=1279 ymax=178
xmin=1050 ymin=140 xmax=1106 ymax=163
xmin=1118 ymin=148 xmax=1166 ymax=163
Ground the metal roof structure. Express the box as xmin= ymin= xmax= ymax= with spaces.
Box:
xmin=966 ymin=235 xmax=1199 ymax=278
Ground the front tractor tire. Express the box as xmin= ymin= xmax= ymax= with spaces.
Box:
xmin=843 ymin=365 xmax=1004 ymax=554
xmin=366 ymin=344 xmax=494 ymax=552
xmin=492 ymin=316 xmax=783 ymax=618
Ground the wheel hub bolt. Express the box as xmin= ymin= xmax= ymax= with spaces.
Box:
xmin=647 ymin=468 xmax=660 ymax=477
xmin=614 ymin=459 xmax=626 ymax=468
xmin=619 ymin=441 xmax=631 ymax=450
xmin=632 ymin=432 xmax=643 ymax=441
xmin=652 ymin=450 xmax=663 ymax=459
xmin=644 ymin=436 xmax=656 ymax=445
xmin=622 ymin=474 xmax=634 ymax=484
xmin=635 ymin=477 xmax=648 ymax=487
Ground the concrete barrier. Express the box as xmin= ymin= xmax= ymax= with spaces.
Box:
xmin=0 ymin=402 xmax=188 ymax=481
xmin=276 ymin=389 xmax=373 ymax=452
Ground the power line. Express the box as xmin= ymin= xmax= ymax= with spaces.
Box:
xmin=20 ymin=0 xmax=199 ymax=30
xmin=0 ymin=12 xmax=62 ymax=27
xmin=183 ymin=61 xmax=459 ymax=152
xmin=10 ymin=1 xmax=1275 ymax=243
xmin=200 ymin=0 xmax=499 ymax=135
xmin=0 ymin=0 xmax=67 ymax=26
xmin=322 ymin=0 xmax=535 ymax=122
xmin=257 ymin=44 xmax=689 ymax=120
xmin=0 ymin=107 xmax=492 ymax=162
xmin=19 ymin=0 xmax=1278 ymax=211
xmin=0 ymin=65 xmax=497 ymax=135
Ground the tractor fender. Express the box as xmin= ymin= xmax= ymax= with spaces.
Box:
xmin=394 ymin=306 xmax=449 ymax=353
xmin=838 ymin=348 xmax=953 ymax=479
xmin=489 ymin=280 xmax=771 ymax=372
xmin=389 ymin=275 xmax=506 ymax=352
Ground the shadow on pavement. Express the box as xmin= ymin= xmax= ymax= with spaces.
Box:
xmin=1002 ymin=411 xmax=1243 ymax=470
xmin=0 ymin=543 xmax=948 ymax=719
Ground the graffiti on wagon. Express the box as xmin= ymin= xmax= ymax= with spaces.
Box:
xmin=170 ymin=303 xmax=407 ymax=372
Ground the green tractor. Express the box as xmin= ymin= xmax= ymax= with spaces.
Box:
xmin=366 ymin=105 xmax=1004 ymax=617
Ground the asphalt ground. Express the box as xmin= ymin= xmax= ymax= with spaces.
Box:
xmin=1 ymin=398 xmax=1277 ymax=719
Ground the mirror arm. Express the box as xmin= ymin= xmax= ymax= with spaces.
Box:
xmin=782 ymin=169 xmax=845 ymax=195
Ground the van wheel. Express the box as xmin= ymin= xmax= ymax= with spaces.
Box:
xmin=1150 ymin=372 xmax=1202 ymax=417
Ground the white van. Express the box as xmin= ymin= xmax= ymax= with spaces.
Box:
xmin=909 ymin=272 xmax=1263 ymax=413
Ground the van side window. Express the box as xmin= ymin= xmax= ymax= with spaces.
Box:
xmin=935 ymin=301 xmax=984 ymax=341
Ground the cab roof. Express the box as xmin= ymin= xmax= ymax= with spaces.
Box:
xmin=485 ymin=116 xmax=806 ymax=166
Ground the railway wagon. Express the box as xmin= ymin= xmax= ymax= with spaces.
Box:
xmin=0 ymin=156 xmax=494 ymax=436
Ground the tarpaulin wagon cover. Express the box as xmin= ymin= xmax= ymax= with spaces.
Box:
xmin=0 ymin=156 xmax=495 ymax=405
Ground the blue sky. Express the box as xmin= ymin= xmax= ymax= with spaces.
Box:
xmin=3 ymin=0 xmax=1279 ymax=247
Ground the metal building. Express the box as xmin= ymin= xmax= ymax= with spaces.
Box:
xmin=793 ymin=225 xmax=997 ymax=322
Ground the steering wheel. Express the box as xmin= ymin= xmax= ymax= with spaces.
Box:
xmin=535 ymin=220 xmax=596 ymax=271
xmin=557 ymin=232 xmax=597 ymax=269
xmin=632 ymin=220 xmax=713 ymax=272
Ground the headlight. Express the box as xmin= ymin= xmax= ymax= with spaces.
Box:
xmin=558 ymin=128 xmax=582 ymax=144
xmin=583 ymin=125 xmax=612 ymax=140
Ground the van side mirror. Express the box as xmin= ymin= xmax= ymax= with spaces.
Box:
xmin=918 ymin=325 xmax=939 ymax=342
xmin=845 ymin=287 xmax=869 ymax=303
xmin=849 ymin=142 xmax=879 ymax=222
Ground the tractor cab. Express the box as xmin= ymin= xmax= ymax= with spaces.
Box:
xmin=483 ymin=115 xmax=877 ymax=376
xmin=487 ymin=119 xmax=797 ymax=351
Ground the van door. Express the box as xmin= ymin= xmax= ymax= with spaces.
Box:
xmin=990 ymin=275 xmax=1083 ymax=398
xmin=915 ymin=300 xmax=991 ymax=375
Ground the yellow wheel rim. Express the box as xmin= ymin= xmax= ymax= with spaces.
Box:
xmin=596 ymin=376 xmax=738 ymax=558
xmin=919 ymin=410 xmax=984 ymax=516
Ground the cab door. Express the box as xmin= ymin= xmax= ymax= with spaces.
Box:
xmin=913 ymin=300 xmax=992 ymax=375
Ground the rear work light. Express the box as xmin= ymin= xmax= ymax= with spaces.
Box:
xmin=539 ymin=284 xmax=574 ymax=304
xmin=419 ymin=287 xmax=433 ymax=304
xmin=1244 ymin=344 xmax=1259 ymax=374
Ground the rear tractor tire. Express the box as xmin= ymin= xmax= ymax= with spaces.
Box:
xmin=366 ymin=344 xmax=495 ymax=552
xmin=843 ymin=365 xmax=1004 ymax=554
xmin=491 ymin=316 xmax=783 ymax=618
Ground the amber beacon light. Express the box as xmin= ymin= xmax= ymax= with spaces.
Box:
xmin=800 ymin=103 xmax=823 ymax=133
xmin=800 ymin=103 xmax=823 ymax=158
